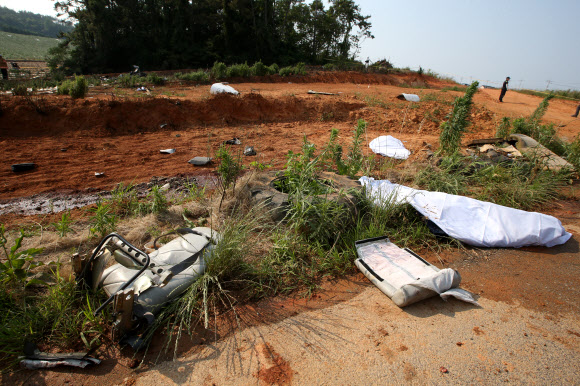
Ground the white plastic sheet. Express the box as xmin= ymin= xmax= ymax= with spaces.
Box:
xmin=359 ymin=177 xmax=572 ymax=248
xmin=369 ymin=136 xmax=410 ymax=160
xmin=210 ymin=83 xmax=240 ymax=95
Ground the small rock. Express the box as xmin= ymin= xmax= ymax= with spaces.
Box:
xmin=244 ymin=146 xmax=257 ymax=156
xmin=439 ymin=367 xmax=449 ymax=374
xmin=159 ymin=183 xmax=170 ymax=191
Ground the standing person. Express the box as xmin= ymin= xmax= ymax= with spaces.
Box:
xmin=0 ymin=54 xmax=8 ymax=80
xmin=572 ymin=103 xmax=580 ymax=118
xmin=499 ymin=76 xmax=510 ymax=102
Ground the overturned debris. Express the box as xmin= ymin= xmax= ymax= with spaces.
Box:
xmin=396 ymin=93 xmax=420 ymax=102
xmin=188 ymin=156 xmax=212 ymax=166
xmin=73 ymin=227 xmax=220 ymax=348
xmin=355 ymin=236 xmax=478 ymax=307
xmin=244 ymin=146 xmax=257 ymax=156
xmin=20 ymin=342 xmax=100 ymax=369
xmin=467 ymin=134 xmax=574 ymax=171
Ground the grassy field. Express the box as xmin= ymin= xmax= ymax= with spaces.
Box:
xmin=0 ymin=31 xmax=60 ymax=60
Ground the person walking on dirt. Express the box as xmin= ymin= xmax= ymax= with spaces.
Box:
xmin=499 ymin=76 xmax=510 ymax=102
xmin=0 ymin=54 xmax=8 ymax=80
xmin=571 ymin=103 xmax=580 ymax=118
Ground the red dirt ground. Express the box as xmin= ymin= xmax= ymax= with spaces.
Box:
xmin=1 ymin=71 xmax=579 ymax=385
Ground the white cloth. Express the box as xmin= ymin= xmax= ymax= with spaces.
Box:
xmin=210 ymin=83 xmax=239 ymax=95
xmin=369 ymin=136 xmax=411 ymax=160
xmin=359 ymin=177 xmax=572 ymax=248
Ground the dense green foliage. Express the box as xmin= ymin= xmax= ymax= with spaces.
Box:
xmin=51 ymin=0 xmax=373 ymax=73
xmin=0 ymin=6 xmax=73 ymax=37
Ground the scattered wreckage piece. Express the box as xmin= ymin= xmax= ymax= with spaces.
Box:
xmin=210 ymin=83 xmax=240 ymax=95
xmin=159 ymin=148 xmax=176 ymax=154
xmin=369 ymin=135 xmax=410 ymax=160
xmin=20 ymin=342 xmax=100 ymax=370
xmin=509 ymin=133 xmax=574 ymax=171
xmin=355 ymin=236 xmax=478 ymax=307
xmin=359 ymin=177 xmax=572 ymax=248
xmin=11 ymin=163 xmax=35 ymax=172
xmin=396 ymin=93 xmax=420 ymax=102
xmin=73 ymin=227 xmax=220 ymax=348
xmin=467 ymin=134 xmax=574 ymax=171
xmin=307 ymin=90 xmax=335 ymax=95
xmin=188 ymin=156 xmax=212 ymax=166
xmin=244 ymin=146 xmax=256 ymax=156
xmin=224 ymin=137 xmax=242 ymax=145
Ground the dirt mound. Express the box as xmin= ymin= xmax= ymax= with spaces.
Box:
xmin=0 ymin=93 xmax=365 ymax=138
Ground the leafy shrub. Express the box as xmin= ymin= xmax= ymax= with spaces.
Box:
xmin=88 ymin=202 xmax=118 ymax=238
xmin=216 ymin=144 xmax=244 ymax=191
xmin=0 ymin=225 xmax=44 ymax=288
xmin=565 ymin=136 xmax=580 ymax=172
xmin=211 ymin=61 xmax=227 ymax=79
xmin=12 ymin=84 xmax=29 ymax=96
xmin=251 ymin=61 xmax=268 ymax=76
xmin=69 ymin=76 xmax=88 ymax=99
xmin=175 ymin=71 xmax=209 ymax=82
xmin=146 ymin=73 xmax=165 ymax=86
xmin=279 ymin=66 xmax=294 ymax=77
xmin=510 ymin=96 xmax=567 ymax=155
xmin=57 ymin=79 xmax=73 ymax=95
xmin=226 ymin=63 xmax=251 ymax=78
xmin=324 ymin=120 xmax=367 ymax=178
xmin=294 ymin=62 xmax=307 ymax=75
xmin=51 ymin=211 xmax=74 ymax=237
xmin=323 ymin=63 xmax=336 ymax=71
xmin=117 ymin=74 xmax=139 ymax=88
xmin=438 ymin=81 xmax=479 ymax=154
xmin=268 ymin=63 xmax=279 ymax=75
xmin=496 ymin=117 xmax=511 ymax=138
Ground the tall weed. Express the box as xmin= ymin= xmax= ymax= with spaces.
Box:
xmin=438 ymin=81 xmax=479 ymax=154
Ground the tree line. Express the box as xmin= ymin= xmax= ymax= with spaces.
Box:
xmin=51 ymin=0 xmax=373 ymax=74
xmin=0 ymin=6 xmax=72 ymax=38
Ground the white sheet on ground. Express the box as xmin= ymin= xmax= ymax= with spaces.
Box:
xmin=359 ymin=177 xmax=572 ymax=248
xmin=369 ymin=136 xmax=410 ymax=160
xmin=210 ymin=83 xmax=240 ymax=95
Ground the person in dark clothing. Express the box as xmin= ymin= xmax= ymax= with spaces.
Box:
xmin=571 ymin=103 xmax=580 ymax=118
xmin=0 ymin=54 xmax=8 ymax=80
xmin=499 ymin=76 xmax=510 ymax=102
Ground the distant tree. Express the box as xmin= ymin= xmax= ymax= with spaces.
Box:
xmin=0 ymin=6 xmax=73 ymax=37
xmin=52 ymin=0 xmax=373 ymax=73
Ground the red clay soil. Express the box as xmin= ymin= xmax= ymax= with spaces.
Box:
xmin=2 ymin=72 xmax=578 ymax=204
xmin=1 ymin=72 xmax=579 ymax=385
